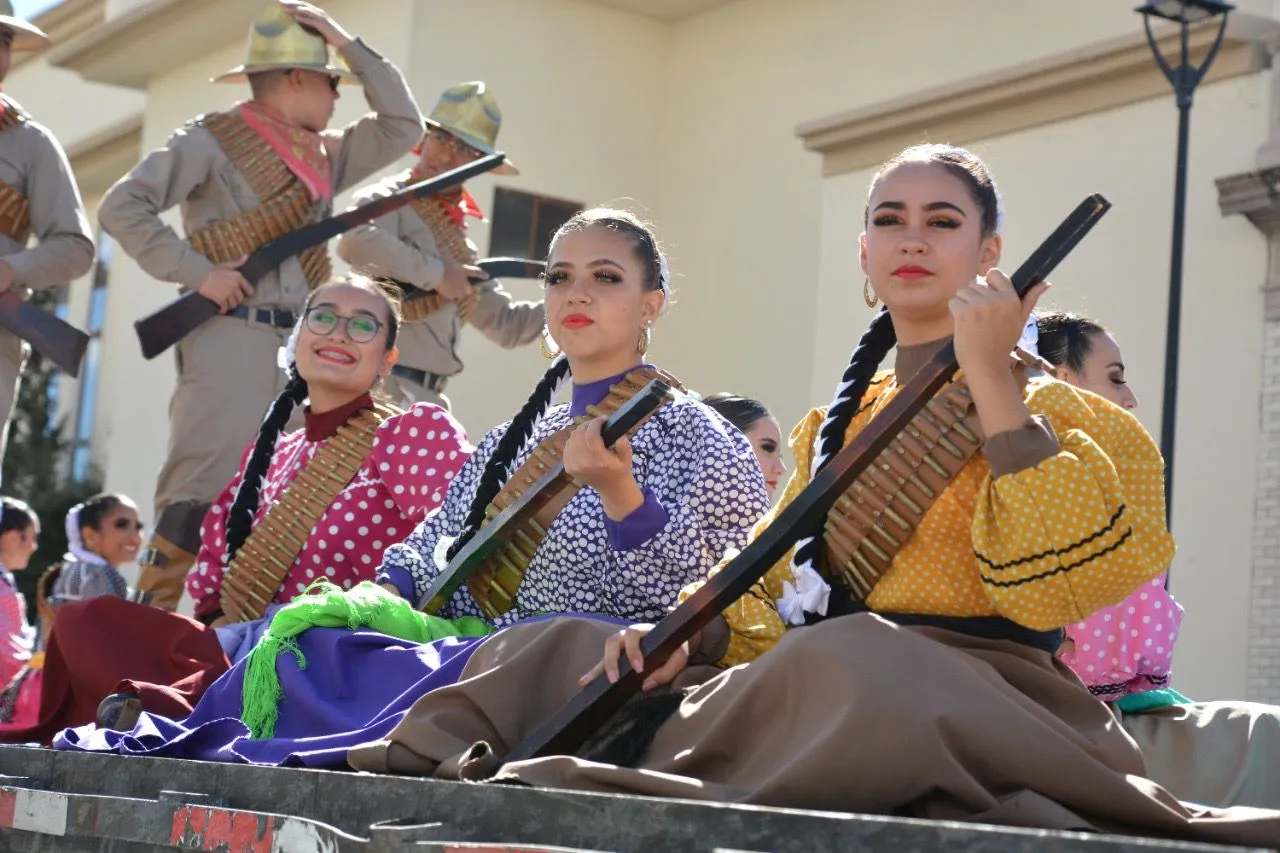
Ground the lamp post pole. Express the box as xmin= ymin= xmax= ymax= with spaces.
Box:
xmin=1137 ymin=0 xmax=1232 ymax=526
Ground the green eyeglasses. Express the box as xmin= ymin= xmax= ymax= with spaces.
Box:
xmin=304 ymin=308 xmax=384 ymax=343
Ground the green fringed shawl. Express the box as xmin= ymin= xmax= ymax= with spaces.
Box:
xmin=241 ymin=581 xmax=493 ymax=739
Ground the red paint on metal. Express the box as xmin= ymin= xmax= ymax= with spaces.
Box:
xmin=0 ymin=788 xmax=16 ymax=829
xmin=169 ymin=805 xmax=276 ymax=852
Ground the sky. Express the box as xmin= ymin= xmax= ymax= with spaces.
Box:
xmin=11 ymin=0 xmax=62 ymax=18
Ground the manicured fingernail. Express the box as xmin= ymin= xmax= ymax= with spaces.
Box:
xmin=632 ymin=657 xmax=644 ymax=672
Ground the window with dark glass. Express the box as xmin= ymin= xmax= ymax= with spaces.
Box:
xmin=71 ymin=234 xmax=111 ymax=483
xmin=488 ymin=188 xmax=583 ymax=260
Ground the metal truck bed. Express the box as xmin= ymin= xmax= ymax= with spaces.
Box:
xmin=0 ymin=747 xmax=1271 ymax=853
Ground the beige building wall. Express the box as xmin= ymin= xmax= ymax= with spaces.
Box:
xmin=17 ymin=0 xmax=1279 ymax=696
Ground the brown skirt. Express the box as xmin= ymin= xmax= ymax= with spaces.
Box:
xmin=1122 ymin=700 xmax=1280 ymax=810
xmin=348 ymin=614 xmax=1280 ymax=847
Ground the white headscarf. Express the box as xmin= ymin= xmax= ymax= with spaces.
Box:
xmin=64 ymin=501 xmax=109 ymax=567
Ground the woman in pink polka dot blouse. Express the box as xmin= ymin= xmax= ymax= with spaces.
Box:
xmin=189 ymin=276 xmax=473 ymax=660
xmin=1038 ymin=311 xmax=1280 ymax=811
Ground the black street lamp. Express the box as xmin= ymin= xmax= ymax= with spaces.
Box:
xmin=1136 ymin=0 xmax=1234 ymax=525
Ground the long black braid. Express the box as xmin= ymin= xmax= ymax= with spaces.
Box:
xmin=788 ymin=307 xmax=896 ymax=582
xmin=224 ymin=276 xmax=403 ymax=563
xmin=224 ymin=368 xmax=310 ymax=563
xmin=446 ymin=356 xmax=572 ymax=561
xmin=789 ymin=143 xmax=1001 ymax=612
xmin=446 ymin=207 xmax=667 ymax=562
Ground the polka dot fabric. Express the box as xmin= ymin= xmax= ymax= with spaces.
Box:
xmin=1060 ymin=572 xmax=1185 ymax=699
xmin=378 ymin=394 xmax=771 ymax=628
xmin=188 ymin=403 xmax=472 ymax=616
xmin=687 ymin=373 xmax=1176 ymax=667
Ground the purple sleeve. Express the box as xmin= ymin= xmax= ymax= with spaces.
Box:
xmin=594 ymin=403 xmax=772 ymax=621
xmin=377 ymin=564 xmax=417 ymax=601
xmin=604 ymin=488 xmax=669 ymax=551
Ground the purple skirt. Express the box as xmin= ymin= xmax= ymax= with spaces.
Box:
xmin=53 ymin=614 xmax=625 ymax=767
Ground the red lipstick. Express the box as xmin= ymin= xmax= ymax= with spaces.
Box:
xmin=891 ymin=264 xmax=933 ymax=280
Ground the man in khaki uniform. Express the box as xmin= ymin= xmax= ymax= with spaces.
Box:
xmin=99 ymin=0 xmax=422 ymax=610
xmin=0 ymin=4 xmax=94 ymax=464
xmin=338 ymin=82 xmax=543 ymax=410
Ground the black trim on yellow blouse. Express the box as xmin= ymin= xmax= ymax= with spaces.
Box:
xmin=977 ymin=527 xmax=1134 ymax=588
xmin=974 ymin=504 xmax=1128 ymax=572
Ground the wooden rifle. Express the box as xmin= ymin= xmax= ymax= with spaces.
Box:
xmin=0 ymin=291 xmax=89 ymax=376
xmin=502 ymin=193 xmax=1113 ymax=763
xmin=399 ymin=257 xmax=546 ymax=308
xmin=133 ymin=152 xmax=507 ymax=360
xmin=416 ymin=379 xmax=672 ymax=613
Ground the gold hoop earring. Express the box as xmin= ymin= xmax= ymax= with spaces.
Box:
xmin=637 ymin=325 xmax=652 ymax=355
xmin=540 ymin=328 xmax=561 ymax=360
xmin=863 ymin=277 xmax=878 ymax=308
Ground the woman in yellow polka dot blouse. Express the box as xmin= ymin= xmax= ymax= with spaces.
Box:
xmin=344 ymin=144 xmax=1280 ymax=845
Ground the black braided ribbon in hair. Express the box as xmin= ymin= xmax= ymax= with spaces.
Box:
xmin=445 ymin=357 xmax=572 ymax=562
xmin=789 ymin=306 xmax=897 ymax=585
xmin=224 ymin=370 xmax=310 ymax=563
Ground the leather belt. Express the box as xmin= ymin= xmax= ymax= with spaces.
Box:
xmin=225 ymin=306 xmax=298 ymax=328
xmin=391 ymin=365 xmax=448 ymax=393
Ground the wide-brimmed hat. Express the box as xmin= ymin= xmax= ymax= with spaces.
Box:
xmin=0 ymin=0 xmax=50 ymax=52
xmin=213 ymin=3 xmax=358 ymax=85
xmin=423 ymin=82 xmax=517 ymax=176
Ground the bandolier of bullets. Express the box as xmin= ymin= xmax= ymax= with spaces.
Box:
xmin=402 ymin=185 xmax=479 ymax=324
xmin=0 ymin=96 xmax=32 ymax=245
xmin=463 ymin=367 xmax=681 ymax=619
xmin=219 ymin=403 xmax=400 ymax=622
xmin=188 ymin=110 xmax=332 ymax=291
xmin=822 ymin=381 xmax=985 ymax=599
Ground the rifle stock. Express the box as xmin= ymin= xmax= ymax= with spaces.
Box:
xmin=133 ymin=152 xmax=507 ymax=360
xmin=502 ymin=193 xmax=1113 ymax=764
xmin=0 ymin=291 xmax=89 ymax=377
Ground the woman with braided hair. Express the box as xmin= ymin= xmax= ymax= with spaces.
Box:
xmin=55 ymin=209 xmax=767 ymax=768
xmin=375 ymin=207 xmax=770 ymax=623
xmin=346 ymin=146 xmax=1279 ymax=845
xmin=185 ymin=275 xmax=470 ymax=651
xmin=38 ymin=276 xmax=468 ymax=752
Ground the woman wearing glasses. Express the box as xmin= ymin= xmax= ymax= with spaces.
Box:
xmin=0 ymin=494 xmax=143 ymax=727
xmin=4 ymin=277 xmax=470 ymax=746
xmin=187 ymin=275 xmax=471 ymax=656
